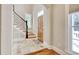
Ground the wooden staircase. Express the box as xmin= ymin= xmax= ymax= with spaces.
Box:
xmin=28 ymin=32 xmax=36 ymax=38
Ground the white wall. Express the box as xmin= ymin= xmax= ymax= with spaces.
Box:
xmin=0 ymin=5 xmax=1 ymax=54
xmin=47 ymin=5 xmax=53 ymax=46
xmin=69 ymin=4 xmax=79 ymax=13
xmin=14 ymin=4 xmax=33 ymax=19
xmin=14 ymin=4 xmax=33 ymax=33
xmin=43 ymin=5 xmax=52 ymax=48
xmin=65 ymin=5 xmax=70 ymax=54
xmin=32 ymin=5 xmax=43 ymax=36
xmin=51 ymin=4 xmax=79 ymax=54
xmin=52 ymin=4 xmax=66 ymax=52
xmin=1 ymin=4 xmax=13 ymax=55
xmin=13 ymin=12 xmax=26 ymax=39
xmin=32 ymin=5 xmax=51 ymax=48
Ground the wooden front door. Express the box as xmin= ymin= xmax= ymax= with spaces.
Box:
xmin=38 ymin=16 xmax=43 ymax=42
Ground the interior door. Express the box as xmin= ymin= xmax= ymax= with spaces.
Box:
xmin=38 ymin=16 xmax=43 ymax=42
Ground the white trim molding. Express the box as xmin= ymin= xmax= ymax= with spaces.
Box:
xmin=52 ymin=46 xmax=67 ymax=55
xmin=50 ymin=46 xmax=67 ymax=55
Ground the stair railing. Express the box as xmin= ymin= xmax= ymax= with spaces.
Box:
xmin=13 ymin=5 xmax=28 ymax=38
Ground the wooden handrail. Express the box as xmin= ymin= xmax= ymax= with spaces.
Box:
xmin=13 ymin=5 xmax=26 ymax=22
xmin=13 ymin=11 xmax=26 ymax=22
xmin=13 ymin=5 xmax=28 ymax=38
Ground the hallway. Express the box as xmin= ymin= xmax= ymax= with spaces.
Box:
xmin=11 ymin=4 xmax=51 ymax=55
xmin=0 ymin=1 xmax=79 ymax=59
xmin=1 ymin=4 xmax=74 ymax=55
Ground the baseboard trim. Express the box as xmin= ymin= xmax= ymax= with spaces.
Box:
xmin=43 ymin=44 xmax=67 ymax=55
xmin=51 ymin=46 xmax=67 ymax=55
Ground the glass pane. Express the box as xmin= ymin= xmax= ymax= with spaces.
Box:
xmin=72 ymin=12 xmax=79 ymax=53
xmin=69 ymin=12 xmax=79 ymax=54
xmin=72 ymin=27 xmax=79 ymax=53
xmin=25 ymin=14 xmax=32 ymax=29
xmin=74 ymin=26 xmax=79 ymax=31
xmin=72 ymin=13 xmax=79 ymax=26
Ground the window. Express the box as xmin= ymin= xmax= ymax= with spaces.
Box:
xmin=71 ymin=12 xmax=79 ymax=53
xmin=37 ymin=10 xmax=44 ymax=17
xmin=25 ymin=14 xmax=32 ymax=29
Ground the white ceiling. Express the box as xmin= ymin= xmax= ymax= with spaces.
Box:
xmin=14 ymin=4 xmax=34 ymax=13
xmin=14 ymin=4 xmax=34 ymax=18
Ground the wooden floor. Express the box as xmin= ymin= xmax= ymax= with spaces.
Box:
xmin=25 ymin=48 xmax=59 ymax=55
